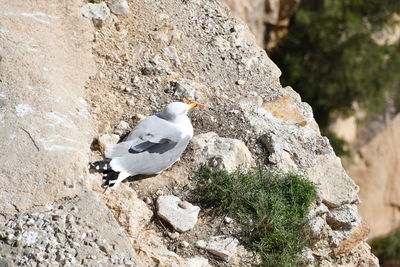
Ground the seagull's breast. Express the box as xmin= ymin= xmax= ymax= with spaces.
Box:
xmin=174 ymin=116 xmax=194 ymax=139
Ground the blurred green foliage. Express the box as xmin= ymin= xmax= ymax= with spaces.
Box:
xmin=271 ymin=0 xmax=400 ymax=130
xmin=371 ymin=228 xmax=400 ymax=266
xmin=196 ymin=166 xmax=317 ymax=266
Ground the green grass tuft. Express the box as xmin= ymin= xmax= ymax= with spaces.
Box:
xmin=196 ymin=166 xmax=317 ymax=266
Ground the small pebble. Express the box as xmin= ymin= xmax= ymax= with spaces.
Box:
xmin=66 ymin=214 xmax=75 ymax=223
xmin=168 ymin=232 xmax=180 ymax=239
xmin=180 ymin=241 xmax=189 ymax=248
xmin=195 ymin=240 xmax=207 ymax=249
xmin=236 ymin=79 xmax=245 ymax=85
xmin=224 ymin=217 xmax=233 ymax=224
xmin=143 ymin=197 xmax=152 ymax=205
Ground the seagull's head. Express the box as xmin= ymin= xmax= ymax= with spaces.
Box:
xmin=161 ymin=102 xmax=199 ymax=120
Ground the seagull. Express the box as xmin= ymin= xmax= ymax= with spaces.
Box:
xmin=89 ymin=101 xmax=200 ymax=188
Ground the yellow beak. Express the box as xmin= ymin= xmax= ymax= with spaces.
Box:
xmin=188 ymin=102 xmax=198 ymax=111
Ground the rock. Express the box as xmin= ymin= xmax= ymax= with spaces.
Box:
xmin=134 ymin=230 xmax=195 ymax=266
xmin=63 ymin=178 xmax=75 ymax=189
xmin=108 ymin=0 xmax=130 ymax=15
xmin=299 ymin=247 xmax=315 ymax=266
xmin=239 ymin=99 xmax=359 ymax=207
xmin=306 ymin=216 xmax=326 ymax=238
xmin=0 ymin=192 xmax=139 ymax=265
xmin=262 ymin=96 xmax=312 ymax=129
xmin=162 ymin=46 xmax=181 ymax=67
xmin=0 ymin=0 xmax=95 ymax=229
xmin=172 ymin=78 xmax=210 ymax=103
xmin=329 ymin=115 xmax=358 ymax=144
xmin=186 ymin=256 xmax=211 ymax=267
xmin=236 ymin=79 xmax=245 ymax=85
xmin=97 ymin=134 xmax=120 ymax=154
xmin=326 ymin=204 xmax=360 ymax=229
xmin=143 ymin=197 xmax=152 ymax=205
xmin=220 ymin=0 xmax=265 ymax=46
xmin=224 ymin=217 xmax=233 ymax=224
xmin=81 ymin=3 xmax=110 ymax=21
xmin=1 ymin=0 xmax=377 ymax=265
xmin=156 ymin=195 xmax=200 ymax=232
xmin=306 ymin=154 xmax=359 ymax=208
xmin=180 ymin=241 xmax=189 ymax=248
xmin=346 ymin=114 xmax=400 ymax=238
xmin=114 ymin=120 xmax=130 ymax=136
xmin=173 ymin=79 xmax=197 ymax=100
xmin=191 ymin=132 xmax=254 ymax=172
xmin=168 ymin=232 xmax=180 ymax=239
xmin=195 ymin=240 xmax=207 ymax=249
xmin=197 ymin=236 xmax=239 ymax=262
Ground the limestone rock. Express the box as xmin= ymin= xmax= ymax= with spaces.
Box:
xmin=114 ymin=120 xmax=130 ymax=136
xmin=326 ymin=204 xmax=360 ymax=229
xmin=0 ymin=192 xmax=139 ymax=266
xmin=346 ymin=114 xmax=400 ymax=238
xmin=220 ymin=0 xmax=265 ymax=46
xmin=108 ymin=0 xmax=130 ymax=15
xmin=0 ymin=0 xmax=95 ymax=219
xmin=172 ymin=78 xmax=210 ymax=103
xmin=307 ymin=216 xmax=326 ymax=238
xmin=81 ymin=2 xmax=110 ymax=21
xmin=96 ymin=183 xmax=153 ymax=240
xmin=157 ymin=195 xmax=200 ymax=232
xmin=186 ymin=256 xmax=211 ymax=267
xmin=196 ymin=236 xmax=239 ymax=262
xmin=134 ymin=230 xmax=202 ymax=266
xmin=239 ymin=99 xmax=359 ymax=207
xmin=97 ymin=134 xmax=120 ymax=154
xmin=191 ymin=132 xmax=254 ymax=172
xmin=174 ymin=79 xmax=196 ymax=99
xmin=306 ymin=154 xmax=359 ymax=208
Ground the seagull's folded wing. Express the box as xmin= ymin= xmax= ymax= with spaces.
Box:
xmin=105 ymin=115 xmax=182 ymax=158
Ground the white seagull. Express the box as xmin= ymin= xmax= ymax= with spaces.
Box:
xmin=90 ymin=101 xmax=200 ymax=188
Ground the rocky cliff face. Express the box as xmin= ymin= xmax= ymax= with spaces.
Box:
xmin=346 ymin=114 xmax=400 ymax=239
xmin=221 ymin=0 xmax=300 ymax=50
xmin=0 ymin=0 xmax=377 ymax=266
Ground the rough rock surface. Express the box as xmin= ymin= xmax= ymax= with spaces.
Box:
xmin=221 ymin=0 xmax=265 ymax=46
xmin=346 ymin=114 xmax=400 ymax=238
xmin=239 ymin=98 xmax=359 ymax=208
xmin=196 ymin=236 xmax=239 ymax=262
xmin=0 ymin=192 xmax=138 ymax=266
xmin=157 ymin=195 xmax=200 ymax=232
xmin=0 ymin=0 xmax=95 ymax=221
xmin=1 ymin=0 xmax=377 ymax=266
xmin=81 ymin=2 xmax=111 ymax=21
xmin=97 ymin=133 xmax=120 ymax=154
xmin=221 ymin=0 xmax=300 ymax=49
xmin=108 ymin=0 xmax=130 ymax=16
xmin=191 ymin=132 xmax=254 ymax=172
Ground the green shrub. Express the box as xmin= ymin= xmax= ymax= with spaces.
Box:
xmin=271 ymin=0 xmax=400 ymax=130
xmin=196 ymin=166 xmax=317 ymax=266
xmin=371 ymin=228 xmax=400 ymax=266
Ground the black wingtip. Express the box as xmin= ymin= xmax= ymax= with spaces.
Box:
xmin=101 ymin=172 xmax=119 ymax=189
xmin=89 ymin=160 xmax=112 ymax=172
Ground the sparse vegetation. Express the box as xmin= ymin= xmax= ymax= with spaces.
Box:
xmin=271 ymin=0 xmax=400 ymax=155
xmin=371 ymin=228 xmax=400 ymax=266
xmin=196 ymin=166 xmax=317 ymax=266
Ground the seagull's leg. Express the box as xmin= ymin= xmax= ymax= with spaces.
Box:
xmin=107 ymin=171 xmax=131 ymax=188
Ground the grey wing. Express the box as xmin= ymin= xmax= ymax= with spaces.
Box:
xmin=109 ymin=136 xmax=191 ymax=174
xmin=105 ymin=115 xmax=181 ymax=158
